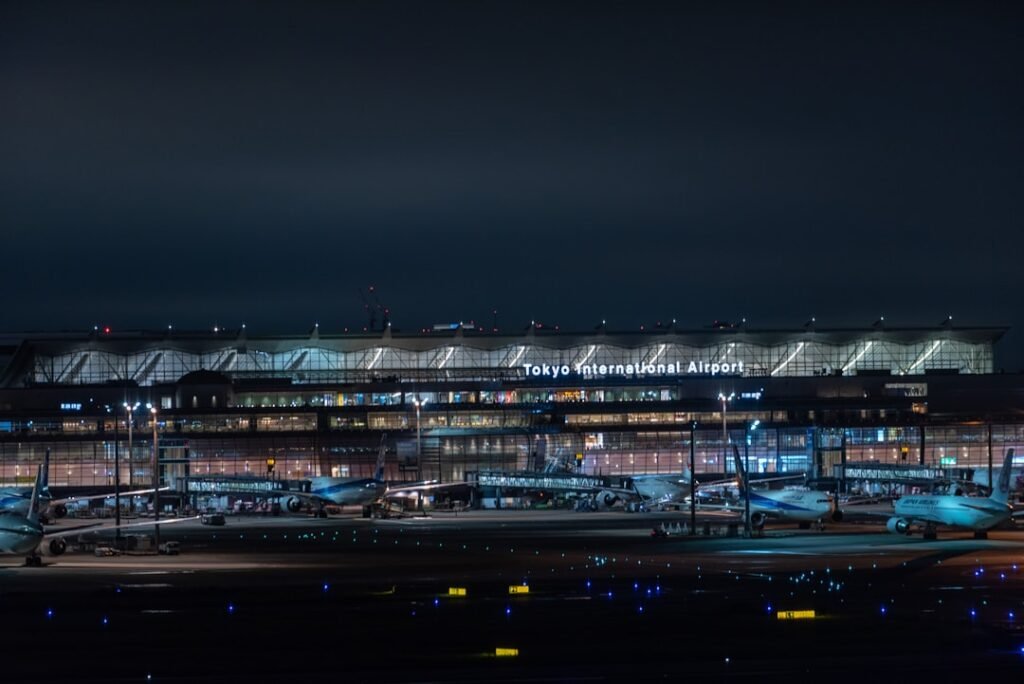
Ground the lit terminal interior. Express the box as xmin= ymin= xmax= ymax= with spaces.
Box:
xmin=0 ymin=324 xmax=1020 ymax=495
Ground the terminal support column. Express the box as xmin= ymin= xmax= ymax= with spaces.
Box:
xmin=689 ymin=423 xmax=696 ymax=535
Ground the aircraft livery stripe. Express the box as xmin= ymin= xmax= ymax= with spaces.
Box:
xmin=749 ymin=492 xmax=811 ymax=512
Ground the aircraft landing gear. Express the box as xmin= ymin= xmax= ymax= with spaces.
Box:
xmin=923 ymin=524 xmax=938 ymax=541
xmin=973 ymin=530 xmax=988 ymax=540
xmin=24 ymin=553 xmax=42 ymax=567
xmin=816 ymin=520 xmax=826 ymax=532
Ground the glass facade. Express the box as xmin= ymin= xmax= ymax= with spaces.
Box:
xmin=28 ymin=330 xmax=997 ymax=386
xmin=1 ymin=417 xmax=1021 ymax=489
xmin=1 ymin=327 xmax=1018 ymax=495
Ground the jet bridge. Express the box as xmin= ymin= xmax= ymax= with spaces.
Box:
xmin=466 ymin=471 xmax=607 ymax=492
xmin=176 ymin=476 xmax=311 ymax=497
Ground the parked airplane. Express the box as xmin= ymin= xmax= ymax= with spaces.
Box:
xmin=696 ymin=446 xmax=841 ymax=530
xmin=0 ymin=451 xmax=166 ymax=521
xmin=623 ymin=472 xmax=695 ymax=509
xmin=887 ymin=448 xmax=1017 ymax=539
xmin=0 ymin=465 xmax=193 ymax=566
xmin=278 ymin=435 xmax=389 ymax=513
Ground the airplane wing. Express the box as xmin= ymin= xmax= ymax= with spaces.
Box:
xmin=383 ymin=481 xmax=478 ymax=499
xmin=42 ymin=516 xmax=202 ymax=540
xmin=49 ymin=486 xmax=172 ymax=507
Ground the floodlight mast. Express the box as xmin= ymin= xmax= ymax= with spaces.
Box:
xmin=149 ymin=405 xmax=160 ymax=552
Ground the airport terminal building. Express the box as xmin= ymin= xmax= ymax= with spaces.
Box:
xmin=0 ymin=324 xmax=1022 ymax=496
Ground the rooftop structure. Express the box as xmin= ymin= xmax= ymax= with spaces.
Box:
xmin=0 ymin=325 xmax=1004 ymax=388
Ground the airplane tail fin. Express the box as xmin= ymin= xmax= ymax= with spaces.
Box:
xmin=42 ymin=448 xmax=52 ymax=496
xmin=732 ymin=445 xmax=748 ymax=493
xmin=990 ymin=448 xmax=1015 ymax=504
xmin=27 ymin=464 xmax=44 ymax=523
xmin=374 ymin=433 xmax=387 ymax=481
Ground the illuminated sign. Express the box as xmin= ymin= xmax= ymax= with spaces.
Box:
xmin=508 ymin=585 xmax=530 ymax=594
xmin=60 ymin=403 xmax=82 ymax=411
xmin=522 ymin=360 xmax=744 ymax=379
xmin=448 ymin=587 xmax=467 ymax=596
xmin=495 ymin=648 xmax=519 ymax=657
xmin=884 ymin=383 xmax=928 ymax=397
xmin=777 ymin=610 xmax=816 ymax=620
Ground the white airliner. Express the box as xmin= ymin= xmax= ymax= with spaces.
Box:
xmin=0 ymin=466 xmax=55 ymax=562
xmin=278 ymin=436 xmax=389 ymax=513
xmin=0 ymin=451 xmax=167 ymax=521
xmin=886 ymin=448 xmax=1017 ymax=539
xmin=588 ymin=471 xmax=694 ymax=511
xmin=0 ymin=465 xmax=194 ymax=566
xmin=626 ymin=472 xmax=695 ymax=509
xmin=696 ymin=446 xmax=841 ymax=530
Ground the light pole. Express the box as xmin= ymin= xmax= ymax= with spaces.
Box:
xmin=107 ymin=405 xmax=121 ymax=542
xmin=413 ymin=398 xmax=428 ymax=479
xmin=125 ymin=402 xmax=138 ymax=489
xmin=718 ymin=392 xmax=734 ymax=471
xmin=744 ymin=419 xmax=760 ymax=538
xmin=148 ymin=404 xmax=160 ymax=552
xmin=689 ymin=421 xmax=696 ymax=535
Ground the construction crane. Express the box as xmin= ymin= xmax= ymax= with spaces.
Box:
xmin=357 ymin=286 xmax=390 ymax=331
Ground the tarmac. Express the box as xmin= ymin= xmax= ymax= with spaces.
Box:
xmin=4 ymin=509 xmax=1024 ymax=682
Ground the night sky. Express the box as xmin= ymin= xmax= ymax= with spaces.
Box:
xmin=2 ymin=2 xmax=1022 ymax=365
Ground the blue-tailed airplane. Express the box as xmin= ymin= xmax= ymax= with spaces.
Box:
xmin=0 ymin=465 xmax=193 ymax=566
xmin=278 ymin=435 xmax=389 ymax=513
xmin=695 ymin=445 xmax=841 ymax=531
xmin=0 ymin=451 xmax=166 ymax=522
xmin=886 ymin=448 xmax=1018 ymax=539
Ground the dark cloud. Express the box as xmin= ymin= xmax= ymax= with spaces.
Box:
xmin=1 ymin=1 xmax=1022 ymax=365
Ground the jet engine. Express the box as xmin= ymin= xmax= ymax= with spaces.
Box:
xmin=46 ymin=538 xmax=67 ymax=556
xmin=595 ymin=491 xmax=621 ymax=509
xmin=279 ymin=496 xmax=302 ymax=513
xmin=750 ymin=511 xmax=767 ymax=530
xmin=886 ymin=517 xmax=911 ymax=535
xmin=51 ymin=504 xmax=68 ymax=518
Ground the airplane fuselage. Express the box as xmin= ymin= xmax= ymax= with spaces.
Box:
xmin=309 ymin=477 xmax=386 ymax=506
xmin=0 ymin=513 xmax=43 ymax=555
xmin=747 ymin=489 xmax=837 ymax=523
xmin=894 ymin=495 xmax=1012 ymax=531
xmin=630 ymin=475 xmax=691 ymax=506
xmin=0 ymin=490 xmax=53 ymax=518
